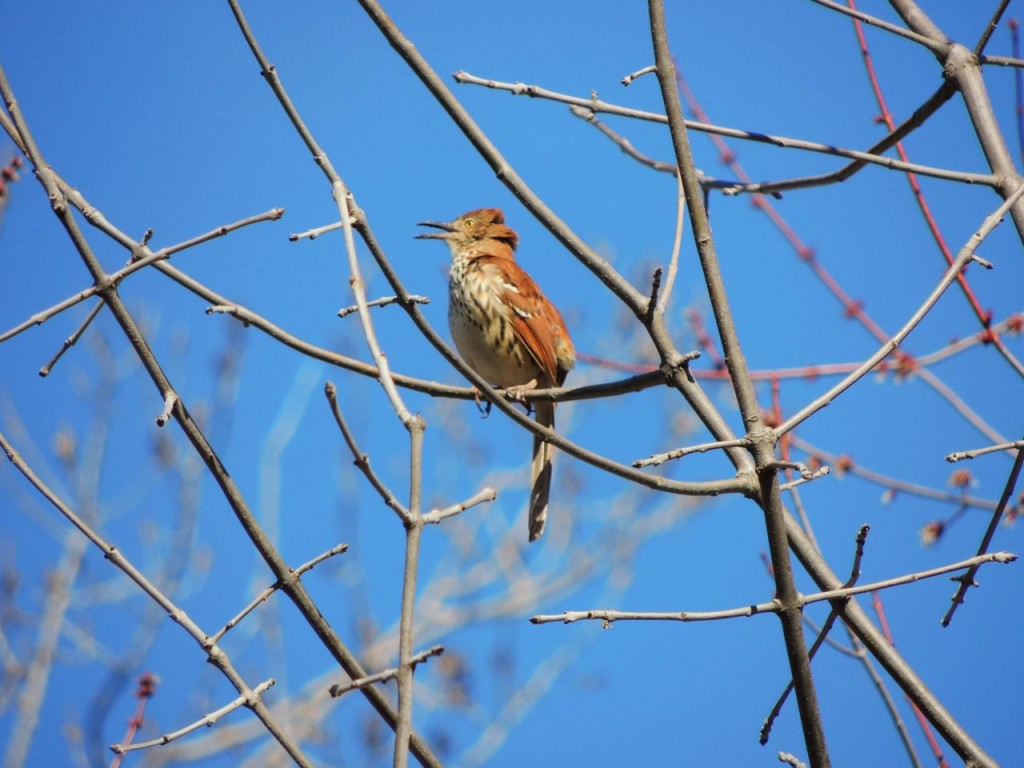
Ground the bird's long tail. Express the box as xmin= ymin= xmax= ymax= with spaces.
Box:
xmin=528 ymin=401 xmax=555 ymax=542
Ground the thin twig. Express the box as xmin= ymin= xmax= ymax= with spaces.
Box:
xmin=778 ymin=752 xmax=808 ymax=768
xmin=0 ymin=207 xmax=284 ymax=346
xmin=155 ymin=393 xmax=178 ymax=427
xmin=325 ymin=381 xmax=413 ymax=524
xmin=109 ymin=673 xmax=158 ymax=768
xmin=394 ymin=417 xmax=427 ymax=768
xmin=974 ymin=0 xmax=1012 ymax=56
xmin=569 ymin=105 xmax=742 ymax=191
xmin=778 ymin=466 xmax=831 ymax=491
xmin=807 ymin=0 xmax=945 ymax=52
xmin=329 ymin=646 xmax=444 ymax=698
xmin=530 ymin=550 xmax=1014 ymax=625
xmin=769 ymin=461 xmax=830 ymax=488
xmin=760 ymin=527 xmax=870 ymax=744
xmin=946 ymin=439 xmax=1024 ymax=462
xmin=981 ymin=53 xmax=1024 ymax=68
xmin=208 ymin=544 xmax=348 ymax=647
xmin=657 ymin=173 xmax=685 ymax=312
xmin=290 ymin=220 xmax=343 ymax=241
xmin=453 ymin=71 xmax=994 ymax=187
xmin=422 ymin=487 xmax=498 ymax=525
xmin=634 ymin=437 xmax=749 ymax=468
xmin=110 ymin=679 xmax=276 ymax=755
xmin=338 ymin=294 xmax=430 ymax=318
xmin=777 ymin=188 xmax=1016 ymax=437
xmin=621 ymin=64 xmax=656 ymax=85
xmin=941 ymin=439 xmax=1024 ymax=626
xmin=2 ymin=48 xmax=419 ymax=768
xmin=37 ymin=299 xmax=104 ymax=377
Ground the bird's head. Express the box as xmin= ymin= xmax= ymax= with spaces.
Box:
xmin=415 ymin=208 xmax=519 ymax=251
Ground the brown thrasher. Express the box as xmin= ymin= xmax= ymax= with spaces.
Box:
xmin=416 ymin=208 xmax=575 ymax=541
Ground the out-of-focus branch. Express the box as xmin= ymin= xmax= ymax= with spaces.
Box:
xmin=224 ymin=4 xmax=441 ymax=766
xmin=1 ymin=54 xmax=433 ymax=768
xmin=793 ymin=436 xmax=1006 ymax=513
xmin=0 ymin=429 xmax=311 ymax=766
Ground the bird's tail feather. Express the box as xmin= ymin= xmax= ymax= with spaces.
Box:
xmin=528 ymin=401 xmax=555 ymax=542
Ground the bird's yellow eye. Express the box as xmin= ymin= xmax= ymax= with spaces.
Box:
xmin=463 ymin=219 xmax=475 ymax=228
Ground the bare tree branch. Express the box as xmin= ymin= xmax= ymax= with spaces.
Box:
xmin=1 ymin=51 xmax=435 ymax=768
xmin=777 ymin=190 xmax=1014 ymax=436
xmin=942 ymin=438 xmax=1024 ymax=626
xmin=530 ymin=550 xmax=1014 ymax=626
xmin=0 ymin=429 xmax=311 ymax=766
xmin=946 ymin=439 xmax=1024 ymax=462
xmin=328 ymin=646 xmax=444 ymax=698
xmin=110 ymin=679 xmax=276 ymax=756
xmin=452 ymin=71 xmax=994 ymax=188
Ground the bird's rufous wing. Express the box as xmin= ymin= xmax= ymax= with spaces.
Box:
xmin=476 ymin=256 xmax=563 ymax=386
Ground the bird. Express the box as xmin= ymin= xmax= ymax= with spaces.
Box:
xmin=416 ymin=208 xmax=575 ymax=541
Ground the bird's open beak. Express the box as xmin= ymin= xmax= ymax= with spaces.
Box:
xmin=415 ymin=220 xmax=456 ymax=239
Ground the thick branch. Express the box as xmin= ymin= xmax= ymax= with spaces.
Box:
xmin=646 ymin=4 xmax=830 ymax=762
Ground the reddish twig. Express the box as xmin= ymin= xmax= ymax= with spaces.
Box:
xmin=847 ymin=1 xmax=1024 ymax=381
xmin=0 ymin=153 xmax=22 ymax=198
xmin=941 ymin=439 xmax=1024 ymax=626
xmin=872 ymin=595 xmax=950 ymax=768
xmin=109 ymin=673 xmax=158 ymax=768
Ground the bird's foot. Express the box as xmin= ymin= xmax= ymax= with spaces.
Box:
xmin=503 ymin=379 xmax=538 ymax=414
xmin=471 ymin=387 xmax=492 ymax=418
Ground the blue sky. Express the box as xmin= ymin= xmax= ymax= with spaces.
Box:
xmin=1 ymin=2 xmax=1022 ymax=767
